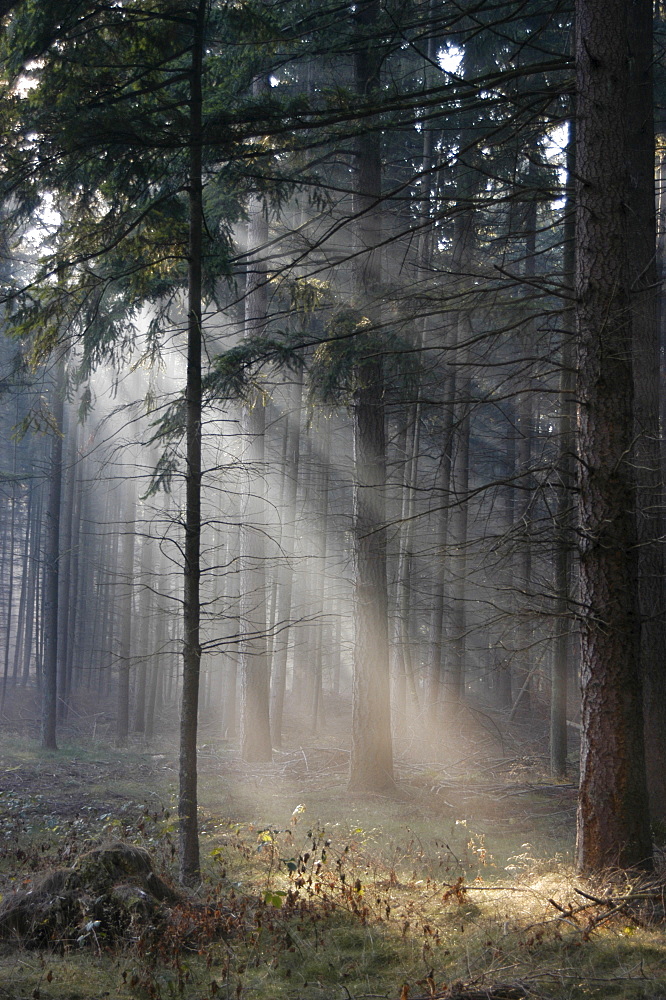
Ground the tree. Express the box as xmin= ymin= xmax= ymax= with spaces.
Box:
xmin=626 ymin=0 xmax=666 ymax=827
xmin=116 ymin=478 xmax=136 ymax=748
xmin=348 ymin=0 xmax=395 ymax=794
xmin=550 ymin=114 xmax=575 ymax=779
xmin=178 ymin=0 xmax=206 ymax=885
xmin=1 ymin=0 xmax=239 ymax=883
xmin=574 ymin=0 xmax=652 ymax=872
xmin=41 ymin=357 xmax=65 ymax=750
xmin=238 ymin=162 xmax=273 ymax=764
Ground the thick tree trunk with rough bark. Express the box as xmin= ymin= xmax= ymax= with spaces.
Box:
xmin=626 ymin=0 xmax=666 ymax=826
xmin=574 ymin=0 xmax=652 ymax=872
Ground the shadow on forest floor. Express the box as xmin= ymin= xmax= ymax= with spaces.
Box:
xmin=0 ymin=690 xmax=664 ymax=1000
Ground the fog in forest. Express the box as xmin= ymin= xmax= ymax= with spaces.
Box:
xmin=4 ymin=4 xmax=666 ymax=998
xmin=0 ymin=150 xmax=575 ymax=773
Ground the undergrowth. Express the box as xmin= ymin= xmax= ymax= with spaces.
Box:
xmin=0 ymin=736 xmax=665 ymax=1000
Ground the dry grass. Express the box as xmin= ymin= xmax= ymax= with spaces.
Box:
xmin=0 ymin=698 xmax=664 ymax=999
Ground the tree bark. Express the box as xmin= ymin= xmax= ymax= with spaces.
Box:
xmin=511 ymin=175 xmax=538 ymax=722
xmin=116 ymin=480 xmax=136 ymax=747
xmin=551 ymin=116 xmax=576 ymax=779
xmin=270 ymin=372 xmax=303 ymax=747
xmin=56 ymin=406 xmax=77 ymax=721
xmin=13 ymin=484 xmax=33 ymax=684
xmin=348 ymin=0 xmax=394 ymax=794
xmin=574 ymin=0 xmax=652 ymax=872
xmin=2 ymin=405 xmax=18 ymax=703
xmin=443 ymin=142 xmax=479 ymax=715
xmin=41 ymin=357 xmax=65 ymax=751
xmin=178 ymin=0 xmax=205 ymax=886
xmin=393 ymin=408 xmax=422 ymax=726
xmin=626 ymin=0 xmax=666 ymax=826
xmin=21 ymin=486 xmax=41 ymax=687
xmin=239 ymin=187 xmax=273 ymax=763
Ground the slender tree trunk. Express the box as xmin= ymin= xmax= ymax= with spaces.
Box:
xmin=351 ymin=366 xmax=394 ymax=790
xmin=444 ymin=160 xmax=478 ymax=714
xmin=270 ymin=372 xmax=303 ymax=747
xmin=22 ymin=486 xmax=42 ymax=686
xmin=41 ymin=357 xmax=65 ymax=751
xmin=64 ymin=456 xmax=82 ymax=703
xmin=396 ymin=19 xmax=435 ymax=730
xmin=56 ymin=407 xmax=76 ymax=721
xmin=574 ymin=0 xmax=652 ymax=872
xmin=427 ymin=390 xmax=455 ymax=726
xmin=134 ymin=532 xmax=154 ymax=733
xmin=448 ymin=400 xmax=470 ymax=708
xmin=220 ymin=508 xmax=240 ymax=739
xmin=394 ymin=407 xmax=422 ymax=724
xmin=13 ymin=486 xmax=32 ymax=684
xmin=116 ymin=482 xmax=136 ymax=747
xmin=3 ymin=416 xmax=17 ymax=702
xmin=309 ymin=416 xmax=331 ymax=732
xmin=35 ymin=554 xmax=44 ymax=691
xmin=239 ymin=79 xmax=273 ymax=763
xmin=512 ymin=184 xmax=538 ymax=721
xmin=551 ymin=117 xmax=576 ymax=778
xmin=179 ymin=0 xmax=205 ymax=885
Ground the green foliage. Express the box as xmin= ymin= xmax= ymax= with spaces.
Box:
xmin=0 ymin=0 xmax=300 ymax=383
xmin=204 ymin=334 xmax=305 ymax=404
xmin=307 ymin=306 xmax=420 ymax=411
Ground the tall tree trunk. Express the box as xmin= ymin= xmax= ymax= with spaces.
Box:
xmin=13 ymin=485 xmax=33 ymax=684
xmin=397 ymin=15 xmax=435 ymax=730
xmin=41 ymin=357 xmax=65 ymax=751
xmin=22 ymin=485 xmax=43 ymax=686
xmin=574 ymin=0 xmax=652 ymax=872
xmin=134 ymin=531 xmax=154 ymax=734
xmin=63 ymin=452 xmax=82 ymax=704
xmin=393 ymin=408 xmax=422 ymax=726
xmin=178 ymin=0 xmax=205 ymax=885
xmin=348 ymin=0 xmax=394 ymax=793
xmin=309 ymin=416 xmax=331 ymax=732
xmin=57 ymin=406 xmax=77 ymax=721
xmin=512 ymin=178 xmax=538 ymax=721
xmin=116 ymin=481 xmax=136 ymax=747
xmin=626 ymin=0 xmax=666 ymax=826
xmin=2 ymin=407 xmax=18 ymax=703
xmin=220 ymin=506 xmax=240 ymax=740
xmin=551 ymin=116 xmax=576 ymax=778
xmin=270 ymin=372 xmax=303 ymax=747
xmin=444 ymin=154 xmax=478 ymax=714
xmin=448 ymin=399 xmax=470 ymax=708
xmin=239 ymin=82 xmax=273 ymax=764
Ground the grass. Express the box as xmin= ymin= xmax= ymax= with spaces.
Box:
xmin=0 ymin=714 xmax=665 ymax=1000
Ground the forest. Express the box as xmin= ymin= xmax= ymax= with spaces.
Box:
xmin=0 ymin=0 xmax=665 ymax=997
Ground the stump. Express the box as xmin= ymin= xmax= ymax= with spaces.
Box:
xmin=0 ymin=841 xmax=181 ymax=948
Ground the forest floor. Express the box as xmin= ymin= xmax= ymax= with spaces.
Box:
xmin=0 ymin=692 xmax=665 ymax=1000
